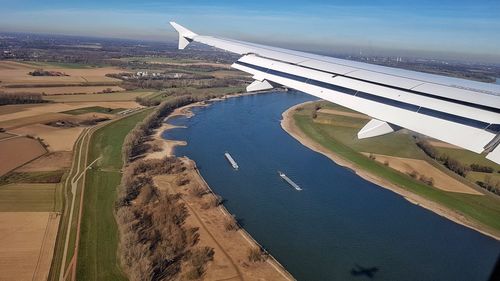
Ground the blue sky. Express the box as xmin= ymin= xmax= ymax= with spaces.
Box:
xmin=1 ymin=0 xmax=499 ymax=62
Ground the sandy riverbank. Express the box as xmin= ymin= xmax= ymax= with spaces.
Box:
xmin=147 ymin=96 xmax=296 ymax=280
xmin=281 ymin=102 xmax=500 ymax=241
xmin=148 ymin=90 xmax=282 ymax=159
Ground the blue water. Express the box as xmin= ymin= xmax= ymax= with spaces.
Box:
xmin=162 ymin=91 xmax=500 ymax=281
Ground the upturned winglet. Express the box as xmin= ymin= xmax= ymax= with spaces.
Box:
xmin=169 ymin=22 xmax=197 ymax=49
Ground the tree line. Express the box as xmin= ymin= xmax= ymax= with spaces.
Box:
xmin=116 ymin=157 xmax=214 ymax=280
xmin=0 ymin=92 xmax=48 ymax=105
xmin=122 ymin=96 xmax=196 ymax=162
xmin=118 ymin=96 xmax=216 ymax=280
xmin=416 ymin=139 xmax=470 ymax=177
xmin=123 ymin=77 xmax=247 ymax=91
xmin=416 ymin=139 xmax=499 ymax=195
xmin=476 ymin=176 xmax=500 ymax=195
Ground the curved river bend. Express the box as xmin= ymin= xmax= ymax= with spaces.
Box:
xmin=163 ymin=91 xmax=499 ymax=281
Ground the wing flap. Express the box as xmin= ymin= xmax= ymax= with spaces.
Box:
xmin=235 ymin=54 xmax=497 ymax=153
xmin=346 ymin=70 xmax=424 ymax=89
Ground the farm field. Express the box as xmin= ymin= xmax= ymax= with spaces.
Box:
xmin=0 ymin=212 xmax=60 ymax=281
xmin=0 ymin=136 xmax=47 ymax=176
xmin=43 ymin=91 xmax=155 ymax=102
xmin=0 ymin=113 xmax=72 ymax=130
xmin=435 ymin=146 xmax=499 ymax=168
xmin=116 ymin=56 xmax=201 ymax=64
xmin=362 ymin=153 xmax=481 ymax=194
xmin=0 ymin=61 xmax=128 ymax=103
xmin=0 ymin=101 xmax=139 ymax=123
xmin=0 ymin=170 xmax=65 ymax=185
xmin=16 ymin=61 xmax=97 ymax=69
xmin=12 ymin=124 xmax=84 ymax=151
xmin=4 ymin=85 xmax=125 ymax=95
xmin=0 ymin=61 xmax=123 ymax=86
xmin=313 ymin=102 xmax=426 ymax=159
xmin=0 ymin=183 xmax=56 ymax=212
xmin=62 ymin=106 xmax=126 ymax=115
xmin=0 ymin=132 xmax=14 ymax=139
xmin=17 ymin=152 xmax=72 ymax=172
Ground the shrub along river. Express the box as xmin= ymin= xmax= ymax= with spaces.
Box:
xmin=162 ymin=91 xmax=499 ymax=281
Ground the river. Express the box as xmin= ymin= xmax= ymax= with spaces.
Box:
xmin=162 ymin=91 xmax=499 ymax=281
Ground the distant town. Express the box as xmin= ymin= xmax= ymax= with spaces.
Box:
xmin=1 ymin=32 xmax=499 ymax=84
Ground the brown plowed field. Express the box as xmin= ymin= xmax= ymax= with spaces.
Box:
xmin=362 ymin=153 xmax=482 ymax=195
xmin=4 ymin=85 xmax=125 ymax=95
xmin=0 ymin=61 xmax=123 ymax=86
xmin=12 ymin=124 xmax=85 ymax=151
xmin=0 ymin=137 xmax=46 ymax=176
xmin=16 ymin=151 xmax=72 ymax=172
xmin=0 ymin=212 xmax=60 ymax=281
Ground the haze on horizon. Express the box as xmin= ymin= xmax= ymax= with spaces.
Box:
xmin=1 ymin=0 xmax=499 ymax=63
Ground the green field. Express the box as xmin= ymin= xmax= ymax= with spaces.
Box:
xmin=117 ymin=56 xmax=201 ymax=64
xmin=430 ymin=139 xmax=500 ymax=185
xmin=306 ymin=102 xmax=426 ymax=159
xmin=62 ymin=106 xmax=125 ymax=115
xmin=0 ymin=170 xmax=65 ymax=185
xmin=292 ymin=103 xmax=500 ymax=235
xmin=76 ymin=109 xmax=152 ymax=281
xmin=22 ymin=61 xmax=98 ymax=69
xmin=142 ymin=86 xmax=245 ymax=105
xmin=44 ymin=90 xmax=156 ymax=102
xmin=435 ymin=146 xmax=499 ymax=169
xmin=164 ymin=86 xmax=245 ymax=100
xmin=0 ymin=183 xmax=56 ymax=212
xmin=468 ymin=171 xmax=500 ymax=183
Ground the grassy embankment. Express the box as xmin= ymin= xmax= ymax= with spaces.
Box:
xmin=292 ymin=102 xmax=500 ymax=235
xmin=76 ymin=109 xmax=152 ymax=281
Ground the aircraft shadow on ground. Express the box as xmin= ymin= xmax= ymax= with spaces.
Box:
xmin=350 ymin=263 xmax=379 ymax=279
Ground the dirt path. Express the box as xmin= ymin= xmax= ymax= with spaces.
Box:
xmin=181 ymin=195 xmax=244 ymax=281
xmin=58 ymin=128 xmax=89 ymax=281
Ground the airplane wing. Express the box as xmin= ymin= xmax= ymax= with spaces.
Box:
xmin=170 ymin=22 xmax=500 ymax=164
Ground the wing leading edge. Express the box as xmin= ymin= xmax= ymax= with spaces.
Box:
xmin=170 ymin=22 xmax=500 ymax=164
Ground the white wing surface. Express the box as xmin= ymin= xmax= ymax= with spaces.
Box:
xmin=170 ymin=22 xmax=500 ymax=164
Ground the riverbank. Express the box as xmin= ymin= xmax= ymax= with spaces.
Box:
xmin=148 ymin=98 xmax=296 ymax=280
xmin=148 ymin=90 xmax=279 ymax=159
xmin=281 ymin=102 xmax=500 ymax=241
